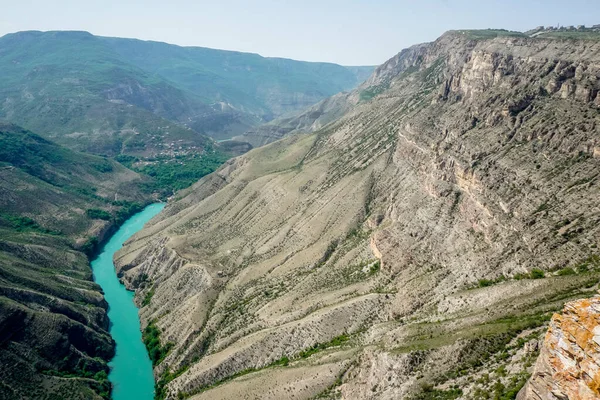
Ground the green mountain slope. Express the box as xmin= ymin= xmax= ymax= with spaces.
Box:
xmin=0 ymin=123 xmax=149 ymax=399
xmin=102 ymin=37 xmax=372 ymax=120
xmin=0 ymin=31 xmax=212 ymax=156
xmin=0 ymin=30 xmax=373 ymax=147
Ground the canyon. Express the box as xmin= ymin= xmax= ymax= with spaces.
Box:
xmin=115 ymin=29 xmax=600 ymax=399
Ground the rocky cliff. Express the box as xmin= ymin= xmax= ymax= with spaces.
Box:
xmin=117 ymin=30 xmax=600 ymax=399
xmin=517 ymin=296 xmax=600 ymax=399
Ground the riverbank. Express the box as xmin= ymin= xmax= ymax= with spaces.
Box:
xmin=91 ymin=203 xmax=165 ymax=400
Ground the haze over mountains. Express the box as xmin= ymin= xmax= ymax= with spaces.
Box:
xmin=0 ymin=30 xmax=373 ymax=155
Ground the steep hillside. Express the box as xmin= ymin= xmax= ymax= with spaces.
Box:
xmin=116 ymin=30 xmax=600 ymax=400
xmin=0 ymin=123 xmax=148 ymax=399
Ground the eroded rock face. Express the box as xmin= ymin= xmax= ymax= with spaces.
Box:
xmin=518 ymin=297 xmax=600 ymax=400
xmin=117 ymin=30 xmax=600 ymax=399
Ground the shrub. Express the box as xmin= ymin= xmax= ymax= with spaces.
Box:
xmin=81 ymin=236 xmax=99 ymax=256
xmin=530 ymin=268 xmax=545 ymax=279
xmin=142 ymin=288 xmax=154 ymax=307
xmin=556 ymin=267 xmax=576 ymax=276
xmin=143 ymin=320 xmax=174 ymax=366
xmin=86 ymin=208 xmax=111 ymax=220
xmin=478 ymin=279 xmax=493 ymax=287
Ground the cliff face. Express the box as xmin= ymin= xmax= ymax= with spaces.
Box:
xmin=117 ymin=31 xmax=600 ymax=399
xmin=518 ymin=296 xmax=600 ymax=400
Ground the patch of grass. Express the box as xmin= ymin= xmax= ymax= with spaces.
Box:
xmin=0 ymin=213 xmax=62 ymax=235
xmin=369 ymin=260 xmax=381 ymax=275
xmin=530 ymin=268 xmax=545 ymax=279
xmin=179 ymin=334 xmax=352 ymax=398
xmin=121 ymin=150 xmax=230 ymax=195
xmin=42 ymin=367 xmax=111 ymax=399
xmin=142 ymin=288 xmax=155 ymax=307
xmin=298 ymin=334 xmax=351 ymax=359
xmin=359 ymin=82 xmax=389 ymax=102
xmin=477 ymin=276 xmax=506 ymax=288
xmin=412 ymin=384 xmax=462 ymax=400
xmin=143 ymin=319 xmax=174 ymax=367
xmin=513 ymin=268 xmax=544 ymax=280
xmin=454 ymin=29 xmax=526 ymax=39
xmin=536 ymin=30 xmax=600 ymax=40
xmin=86 ymin=208 xmax=111 ymax=220
xmin=155 ymin=365 xmax=189 ymax=400
xmin=179 ymin=355 xmax=293 ymax=398
xmin=532 ymin=202 xmax=550 ymax=214
xmin=556 ymin=267 xmax=576 ymax=276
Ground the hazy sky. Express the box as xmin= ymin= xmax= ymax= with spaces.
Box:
xmin=1 ymin=0 xmax=599 ymax=65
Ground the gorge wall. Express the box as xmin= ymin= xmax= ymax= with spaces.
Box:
xmin=116 ymin=31 xmax=600 ymax=399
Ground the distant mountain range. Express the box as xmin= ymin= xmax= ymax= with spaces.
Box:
xmin=0 ymin=30 xmax=373 ymax=154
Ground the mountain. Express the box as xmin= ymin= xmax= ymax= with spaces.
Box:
xmin=0 ymin=30 xmax=373 ymax=153
xmin=115 ymin=29 xmax=600 ymax=399
xmin=0 ymin=31 xmax=211 ymax=156
xmin=0 ymin=123 xmax=149 ymax=399
xmin=102 ymin=36 xmax=374 ymax=138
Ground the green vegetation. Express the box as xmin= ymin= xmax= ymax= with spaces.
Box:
xmin=104 ymin=34 xmax=373 ymax=118
xmin=142 ymin=288 xmax=155 ymax=307
xmin=118 ymin=151 xmax=230 ymax=194
xmin=513 ymin=268 xmax=545 ymax=280
xmin=477 ymin=276 xmax=506 ymax=288
xmin=155 ymin=365 xmax=189 ymax=400
xmin=113 ymin=201 xmax=145 ymax=225
xmin=86 ymin=209 xmax=111 ymax=220
xmin=369 ymin=260 xmax=381 ymax=275
xmin=176 ymin=334 xmax=351 ymax=399
xmin=454 ymin=29 xmax=526 ymax=39
xmin=535 ymin=30 xmax=600 ymax=40
xmin=178 ymin=355 xmax=295 ymax=399
xmin=143 ymin=320 xmax=174 ymax=367
xmin=0 ymin=213 xmax=61 ymax=235
xmin=315 ymin=240 xmax=339 ymax=268
xmin=297 ymin=334 xmax=350 ymax=359
xmin=469 ymin=254 xmax=600 ymax=290
xmin=413 ymin=385 xmax=462 ymax=400
xmin=360 ymin=82 xmax=390 ymax=102
xmin=0 ymin=31 xmax=372 ymax=158
xmin=81 ymin=236 xmax=100 ymax=257
xmin=42 ymin=368 xmax=111 ymax=399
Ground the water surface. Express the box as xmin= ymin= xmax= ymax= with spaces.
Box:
xmin=91 ymin=203 xmax=165 ymax=400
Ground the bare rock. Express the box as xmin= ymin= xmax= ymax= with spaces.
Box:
xmin=518 ymin=296 xmax=600 ymax=399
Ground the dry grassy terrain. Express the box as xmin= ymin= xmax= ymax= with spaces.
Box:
xmin=117 ymin=31 xmax=600 ymax=399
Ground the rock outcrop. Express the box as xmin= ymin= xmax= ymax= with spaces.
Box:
xmin=518 ymin=296 xmax=600 ymax=400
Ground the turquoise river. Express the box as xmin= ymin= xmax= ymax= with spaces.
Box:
xmin=91 ymin=203 xmax=165 ymax=400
